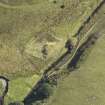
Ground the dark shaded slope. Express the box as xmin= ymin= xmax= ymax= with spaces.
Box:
xmin=67 ymin=33 xmax=99 ymax=69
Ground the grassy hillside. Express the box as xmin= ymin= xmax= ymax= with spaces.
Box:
xmin=0 ymin=0 xmax=102 ymax=77
xmin=46 ymin=35 xmax=105 ymax=105
xmin=0 ymin=0 xmax=104 ymax=105
xmin=45 ymin=8 xmax=105 ymax=105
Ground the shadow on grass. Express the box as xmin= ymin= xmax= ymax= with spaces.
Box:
xmin=67 ymin=33 xmax=99 ymax=70
xmin=23 ymin=78 xmax=55 ymax=105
